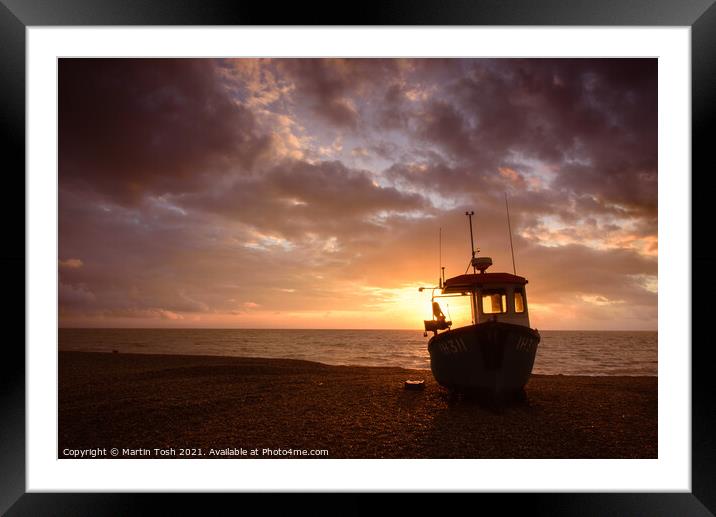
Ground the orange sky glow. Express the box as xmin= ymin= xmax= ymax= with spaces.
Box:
xmin=59 ymin=58 xmax=657 ymax=330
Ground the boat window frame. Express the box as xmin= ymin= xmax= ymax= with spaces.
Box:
xmin=514 ymin=287 xmax=526 ymax=313
xmin=480 ymin=288 xmax=507 ymax=315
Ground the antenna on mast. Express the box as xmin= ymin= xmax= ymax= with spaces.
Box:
xmin=505 ymin=192 xmax=517 ymax=275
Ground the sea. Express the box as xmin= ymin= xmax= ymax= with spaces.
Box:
xmin=58 ymin=328 xmax=657 ymax=376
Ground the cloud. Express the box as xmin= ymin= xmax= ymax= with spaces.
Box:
xmin=58 ymin=58 xmax=658 ymax=330
xmin=96 ymin=308 xmax=184 ymax=320
xmin=59 ymin=258 xmax=83 ymax=269
xmin=271 ymin=59 xmax=407 ymax=129
xmin=59 ymin=282 xmax=95 ymax=305
xmin=59 ymin=58 xmax=273 ymax=204
xmin=180 ymin=158 xmax=430 ymax=240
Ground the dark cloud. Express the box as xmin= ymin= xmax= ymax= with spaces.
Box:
xmin=378 ymin=82 xmax=411 ymax=130
xmin=181 ymin=158 xmax=429 ymax=239
xmin=59 ymin=58 xmax=272 ymax=204
xmin=276 ymin=59 xmax=402 ymax=128
xmin=389 ymin=59 xmax=657 ymax=220
xmin=58 ymin=58 xmax=658 ymax=329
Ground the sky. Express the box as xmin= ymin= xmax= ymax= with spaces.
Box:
xmin=58 ymin=58 xmax=657 ymax=330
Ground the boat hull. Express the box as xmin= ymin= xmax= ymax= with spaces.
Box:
xmin=428 ymin=322 xmax=540 ymax=393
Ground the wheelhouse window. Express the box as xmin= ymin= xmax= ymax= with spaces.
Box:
xmin=482 ymin=290 xmax=507 ymax=314
xmin=514 ymin=288 xmax=525 ymax=313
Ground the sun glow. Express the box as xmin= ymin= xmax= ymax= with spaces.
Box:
xmin=436 ymin=296 xmax=473 ymax=328
xmin=57 ymin=58 xmax=658 ymax=331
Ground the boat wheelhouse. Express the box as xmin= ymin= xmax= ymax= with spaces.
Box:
xmin=421 ymin=211 xmax=540 ymax=396
xmin=441 ymin=271 xmax=531 ymax=328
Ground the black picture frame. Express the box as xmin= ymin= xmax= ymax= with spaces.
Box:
xmin=3 ymin=1 xmax=713 ymax=514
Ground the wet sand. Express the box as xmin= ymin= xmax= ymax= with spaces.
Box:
xmin=59 ymin=351 xmax=657 ymax=459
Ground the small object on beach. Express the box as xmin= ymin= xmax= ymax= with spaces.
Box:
xmin=112 ymin=349 xmax=119 ymax=354
xmin=404 ymin=379 xmax=425 ymax=390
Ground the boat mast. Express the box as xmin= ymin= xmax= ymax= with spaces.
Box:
xmin=505 ymin=193 xmax=517 ymax=275
xmin=438 ymin=227 xmax=442 ymax=289
xmin=465 ymin=210 xmax=479 ymax=324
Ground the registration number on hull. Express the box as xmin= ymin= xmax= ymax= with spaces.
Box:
xmin=515 ymin=335 xmax=536 ymax=353
xmin=435 ymin=334 xmax=536 ymax=355
xmin=435 ymin=337 xmax=468 ymax=355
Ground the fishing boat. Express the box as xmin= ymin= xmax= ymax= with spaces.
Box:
xmin=420 ymin=209 xmax=540 ymax=397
